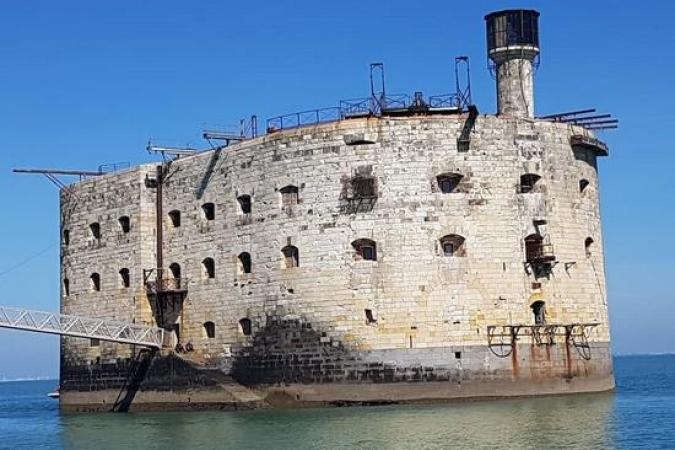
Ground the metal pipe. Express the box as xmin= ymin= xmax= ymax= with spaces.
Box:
xmin=13 ymin=168 xmax=102 ymax=176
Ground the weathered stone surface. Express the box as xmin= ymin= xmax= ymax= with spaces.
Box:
xmin=60 ymin=115 xmax=613 ymax=410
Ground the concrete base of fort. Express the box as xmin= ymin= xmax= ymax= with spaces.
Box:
xmin=59 ymin=342 xmax=615 ymax=412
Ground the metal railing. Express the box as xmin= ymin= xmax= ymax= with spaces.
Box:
xmin=0 ymin=306 xmax=165 ymax=348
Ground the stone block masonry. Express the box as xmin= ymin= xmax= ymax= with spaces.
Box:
xmin=59 ymin=114 xmax=614 ymax=411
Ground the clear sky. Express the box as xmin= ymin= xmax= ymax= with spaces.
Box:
xmin=0 ymin=1 xmax=673 ymax=378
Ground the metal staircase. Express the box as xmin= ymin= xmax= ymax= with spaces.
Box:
xmin=0 ymin=306 xmax=165 ymax=348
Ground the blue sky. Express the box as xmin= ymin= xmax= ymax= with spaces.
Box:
xmin=0 ymin=1 xmax=673 ymax=378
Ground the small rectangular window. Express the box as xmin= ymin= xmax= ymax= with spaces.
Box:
xmin=362 ymin=245 xmax=375 ymax=261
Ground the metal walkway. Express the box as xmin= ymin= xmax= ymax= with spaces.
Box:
xmin=0 ymin=306 xmax=165 ymax=348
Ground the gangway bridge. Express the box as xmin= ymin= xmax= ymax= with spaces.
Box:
xmin=0 ymin=306 xmax=165 ymax=348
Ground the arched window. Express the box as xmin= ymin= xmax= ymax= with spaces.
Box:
xmin=202 ymin=257 xmax=215 ymax=278
xmin=351 ymin=239 xmax=377 ymax=261
xmin=579 ymin=179 xmax=590 ymax=194
xmin=585 ymin=237 xmax=594 ymax=257
xmin=520 ymin=173 xmax=541 ymax=193
xmin=365 ymin=309 xmax=377 ymax=324
xmin=118 ymin=216 xmax=131 ymax=233
xmin=169 ymin=263 xmax=181 ymax=280
xmin=237 ymin=195 xmax=252 ymax=214
xmin=63 ymin=278 xmax=70 ymax=296
xmin=238 ymin=252 xmax=252 ymax=274
xmin=89 ymin=222 xmax=101 ymax=239
xmin=63 ymin=229 xmax=70 ymax=246
xmin=531 ymin=301 xmax=546 ymax=325
xmin=168 ymin=210 xmax=181 ymax=228
xmin=203 ymin=321 xmax=215 ymax=339
xmin=90 ymin=273 xmax=101 ymax=292
xmin=436 ymin=173 xmax=463 ymax=194
xmin=202 ymin=203 xmax=215 ymax=221
xmin=239 ymin=318 xmax=252 ymax=336
xmin=282 ymin=245 xmax=299 ymax=268
xmin=439 ymin=234 xmax=466 ymax=257
xmin=280 ymin=185 xmax=299 ymax=207
xmin=119 ymin=268 xmax=130 ymax=288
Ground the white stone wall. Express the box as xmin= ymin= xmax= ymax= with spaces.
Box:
xmin=61 ymin=115 xmax=610 ymax=366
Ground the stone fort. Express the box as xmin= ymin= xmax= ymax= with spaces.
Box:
xmin=58 ymin=9 xmax=614 ymax=411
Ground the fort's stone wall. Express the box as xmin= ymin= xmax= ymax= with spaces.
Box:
xmin=60 ymin=114 xmax=613 ymax=409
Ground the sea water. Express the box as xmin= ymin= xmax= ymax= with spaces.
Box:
xmin=1 ymin=355 xmax=674 ymax=450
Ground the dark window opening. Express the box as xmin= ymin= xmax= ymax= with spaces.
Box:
xmin=436 ymin=173 xmax=463 ymax=194
xmin=353 ymin=177 xmax=376 ymax=198
xmin=520 ymin=173 xmax=541 ymax=194
xmin=203 ymin=321 xmax=215 ymax=339
xmin=365 ymin=309 xmax=377 ymax=324
xmin=202 ymin=203 xmax=215 ymax=221
xmin=531 ymin=301 xmax=546 ymax=325
xmin=238 ymin=252 xmax=252 ymax=274
xmin=237 ymin=195 xmax=252 ymax=214
xmin=63 ymin=278 xmax=70 ymax=296
xmin=524 ymin=234 xmax=554 ymax=263
xmin=90 ymin=338 xmax=100 ymax=347
xmin=239 ymin=318 xmax=252 ymax=336
xmin=168 ymin=210 xmax=181 ymax=228
xmin=585 ymin=237 xmax=594 ymax=257
xmin=202 ymin=257 xmax=215 ymax=278
xmin=454 ymin=351 xmax=462 ymax=359
xmin=579 ymin=179 xmax=590 ymax=194
xmin=118 ymin=216 xmax=131 ymax=233
xmin=282 ymin=245 xmax=299 ymax=268
xmin=169 ymin=263 xmax=181 ymax=280
xmin=63 ymin=229 xmax=70 ymax=246
xmin=89 ymin=222 xmax=101 ymax=239
xmin=119 ymin=268 xmax=130 ymax=288
xmin=352 ymin=239 xmax=377 ymax=261
xmin=440 ymin=234 xmax=466 ymax=257
xmin=280 ymin=185 xmax=299 ymax=207
xmin=90 ymin=273 xmax=101 ymax=292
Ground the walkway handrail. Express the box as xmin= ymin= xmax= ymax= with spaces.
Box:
xmin=0 ymin=306 xmax=165 ymax=348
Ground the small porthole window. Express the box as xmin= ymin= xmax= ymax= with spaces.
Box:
xmin=89 ymin=222 xmax=101 ymax=239
xmin=531 ymin=301 xmax=546 ymax=325
xmin=63 ymin=278 xmax=70 ymax=296
xmin=118 ymin=216 xmax=131 ymax=233
xmin=202 ymin=203 xmax=215 ymax=221
xmin=237 ymin=195 xmax=252 ymax=214
xmin=239 ymin=318 xmax=252 ymax=336
xmin=63 ymin=229 xmax=70 ymax=246
xmin=440 ymin=234 xmax=466 ymax=257
xmin=352 ymin=239 xmax=377 ymax=261
xmin=168 ymin=210 xmax=181 ymax=228
xmin=282 ymin=246 xmax=299 ymax=268
xmin=238 ymin=252 xmax=252 ymax=274
xmin=520 ymin=173 xmax=541 ymax=194
xmin=90 ymin=273 xmax=101 ymax=292
xmin=119 ymin=268 xmax=130 ymax=288
xmin=585 ymin=237 xmax=594 ymax=257
xmin=436 ymin=173 xmax=463 ymax=194
xmin=365 ymin=309 xmax=377 ymax=324
xmin=202 ymin=257 xmax=215 ymax=279
xmin=203 ymin=321 xmax=215 ymax=339
xmin=280 ymin=185 xmax=299 ymax=207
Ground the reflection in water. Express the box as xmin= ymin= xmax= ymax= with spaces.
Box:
xmin=61 ymin=393 xmax=616 ymax=450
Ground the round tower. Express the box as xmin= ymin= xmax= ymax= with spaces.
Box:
xmin=485 ymin=9 xmax=540 ymax=118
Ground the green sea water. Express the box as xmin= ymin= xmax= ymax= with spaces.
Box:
xmin=2 ymin=355 xmax=674 ymax=450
